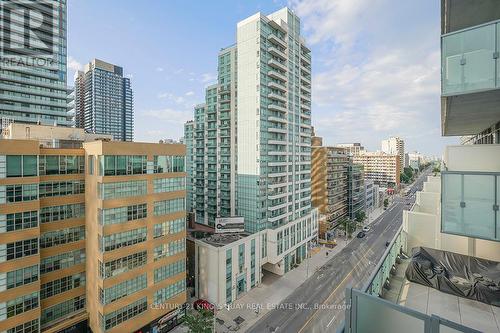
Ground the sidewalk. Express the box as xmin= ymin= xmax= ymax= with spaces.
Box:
xmin=214 ymin=238 xmax=358 ymax=332
xmin=172 ymin=208 xmax=387 ymax=333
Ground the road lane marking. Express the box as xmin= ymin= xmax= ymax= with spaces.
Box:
xmin=326 ymin=315 xmax=336 ymax=328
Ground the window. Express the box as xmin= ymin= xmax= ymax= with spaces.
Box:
xmin=40 ymin=249 xmax=85 ymax=275
xmin=100 ymin=297 xmax=147 ymax=330
xmin=153 ymin=218 xmax=185 ymax=238
xmin=41 ymin=273 xmax=85 ymax=299
xmin=153 ymin=239 xmax=185 ymax=261
xmin=6 ymin=184 xmax=38 ymax=202
xmin=41 ymin=295 xmax=85 ymax=325
xmin=39 ymin=180 xmax=84 ymax=197
xmin=39 ymin=155 xmax=84 ymax=175
xmin=99 ymin=203 xmax=147 ymax=225
xmin=0 ymin=292 xmax=39 ymax=319
xmin=153 ymin=177 xmax=186 ymax=193
xmin=2 ymin=211 xmax=38 ymax=232
xmin=0 ymin=265 xmax=39 ymax=291
xmin=154 ymin=259 xmax=185 ymax=283
xmin=6 ymin=155 xmax=37 ymax=177
xmin=98 ymin=180 xmax=147 ymax=199
xmin=99 ymin=155 xmax=146 ymax=176
xmin=153 ymin=280 xmax=185 ymax=305
xmin=4 ymin=318 xmax=39 ymax=333
xmin=40 ymin=226 xmax=85 ymax=248
xmin=99 ymin=251 xmax=147 ymax=279
xmin=40 ymin=203 xmax=85 ymax=223
xmin=238 ymin=244 xmax=245 ymax=273
xmin=99 ymin=274 xmax=147 ymax=305
xmin=153 ymin=198 xmax=185 ymax=216
xmin=100 ymin=228 xmax=147 ymax=252
xmin=0 ymin=238 xmax=38 ymax=262
xmin=154 ymin=155 xmax=185 ymax=173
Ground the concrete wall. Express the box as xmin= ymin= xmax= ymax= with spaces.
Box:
xmin=444 ymin=145 xmax=500 ymax=172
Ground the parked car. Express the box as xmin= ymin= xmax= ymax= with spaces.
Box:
xmin=385 ymin=241 xmax=390 ymax=247
xmin=356 ymin=231 xmax=365 ymax=238
xmin=193 ymin=299 xmax=215 ymax=313
xmin=362 ymin=226 xmax=370 ymax=232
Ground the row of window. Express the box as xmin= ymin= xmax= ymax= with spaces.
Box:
xmin=153 ymin=198 xmax=185 ymax=216
xmin=4 ymin=318 xmax=39 ymax=333
xmin=39 ymin=155 xmax=84 ymax=175
xmin=99 ymin=180 xmax=147 ymax=199
xmin=5 ymin=155 xmax=37 ymax=178
xmin=0 ymin=292 xmax=39 ymax=319
xmin=39 ymin=180 xmax=84 ymax=197
xmin=154 ymin=155 xmax=185 ymax=173
xmin=98 ymin=155 xmax=147 ymax=176
xmin=4 ymin=184 xmax=38 ymax=202
xmin=41 ymin=273 xmax=85 ymax=299
xmin=40 ymin=203 xmax=85 ymax=223
xmin=99 ymin=274 xmax=147 ymax=305
xmin=0 ymin=265 xmax=38 ymax=291
xmin=0 ymin=238 xmax=38 ymax=262
xmin=40 ymin=226 xmax=85 ymax=248
xmin=100 ymin=297 xmax=147 ymax=331
xmin=153 ymin=279 xmax=186 ymax=305
xmin=153 ymin=218 xmax=185 ymax=238
xmin=154 ymin=259 xmax=185 ymax=283
xmin=99 ymin=203 xmax=147 ymax=225
xmin=41 ymin=295 xmax=85 ymax=326
xmin=100 ymin=228 xmax=147 ymax=252
xmin=1 ymin=211 xmax=38 ymax=232
xmin=153 ymin=238 xmax=185 ymax=261
xmin=153 ymin=177 xmax=186 ymax=193
xmin=98 ymin=251 xmax=147 ymax=279
xmin=40 ymin=249 xmax=85 ymax=275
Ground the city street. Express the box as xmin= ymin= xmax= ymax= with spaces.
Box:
xmin=247 ymin=170 xmax=430 ymax=333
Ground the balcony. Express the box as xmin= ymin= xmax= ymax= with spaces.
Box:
xmin=268 ymin=34 xmax=287 ymax=48
xmin=441 ymin=19 xmax=500 ymax=135
xmin=268 ymin=80 xmax=287 ymax=92
xmin=268 ymin=103 xmax=287 ymax=113
xmin=268 ymin=70 xmax=287 ymax=82
xmin=441 ymin=171 xmax=499 ymax=241
xmin=268 ymin=46 xmax=287 ymax=60
xmin=268 ymin=58 xmax=288 ymax=72
xmin=268 ymin=92 xmax=287 ymax=103
xmin=343 ymin=225 xmax=493 ymax=333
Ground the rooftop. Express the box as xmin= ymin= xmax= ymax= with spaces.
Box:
xmin=189 ymin=230 xmax=253 ymax=247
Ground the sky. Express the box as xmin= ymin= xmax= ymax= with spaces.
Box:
xmin=67 ymin=0 xmax=458 ymax=156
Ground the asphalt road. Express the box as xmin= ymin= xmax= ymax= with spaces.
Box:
xmin=246 ymin=169 xmax=430 ymax=333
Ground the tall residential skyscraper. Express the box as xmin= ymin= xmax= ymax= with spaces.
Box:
xmin=0 ymin=0 xmax=71 ymax=128
xmin=185 ymin=7 xmax=318 ymax=276
xmin=381 ymin=136 xmax=405 ymax=170
xmin=74 ymin=59 xmax=133 ymax=141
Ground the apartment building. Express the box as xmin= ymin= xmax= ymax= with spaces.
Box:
xmin=184 ymin=45 xmax=237 ymax=226
xmin=311 ymin=136 xmax=349 ymax=238
xmin=185 ymin=7 xmax=318 ymax=279
xmin=364 ymin=180 xmax=374 ymax=213
xmin=0 ymin=0 xmax=72 ymax=128
xmin=347 ymin=163 xmax=365 ymax=220
xmin=341 ymin=1 xmax=500 ymax=331
xmin=352 ymin=152 xmax=400 ymax=188
xmin=74 ymin=59 xmax=134 ymax=142
xmin=335 ymin=143 xmax=365 ymax=156
xmin=381 ymin=136 xmax=405 ymax=170
xmin=0 ymin=124 xmax=187 ymax=333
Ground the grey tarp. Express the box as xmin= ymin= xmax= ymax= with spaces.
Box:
xmin=405 ymin=247 xmax=500 ymax=306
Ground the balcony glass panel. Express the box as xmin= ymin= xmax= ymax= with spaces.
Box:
xmin=442 ymin=172 xmax=498 ymax=241
xmin=442 ymin=23 xmax=496 ymax=95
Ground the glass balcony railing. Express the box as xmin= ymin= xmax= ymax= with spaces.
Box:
xmin=342 ymin=226 xmax=478 ymax=333
xmin=441 ymin=171 xmax=499 ymax=241
xmin=441 ymin=19 xmax=500 ymax=96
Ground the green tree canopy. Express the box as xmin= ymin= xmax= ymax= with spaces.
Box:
xmin=183 ymin=309 xmax=214 ymax=333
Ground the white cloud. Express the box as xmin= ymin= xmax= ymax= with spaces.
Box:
xmin=156 ymin=67 xmax=164 ymax=72
xmin=185 ymin=91 xmax=195 ymax=96
xmin=199 ymin=72 xmax=217 ymax=83
xmin=143 ymin=108 xmax=192 ymax=124
xmin=289 ymin=0 xmax=448 ymax=153
xmin=68 ymin=56 xmax=83 ymax=72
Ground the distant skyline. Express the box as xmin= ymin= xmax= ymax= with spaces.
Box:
xmin=67 ymin=0 xmax=458 ymax=156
